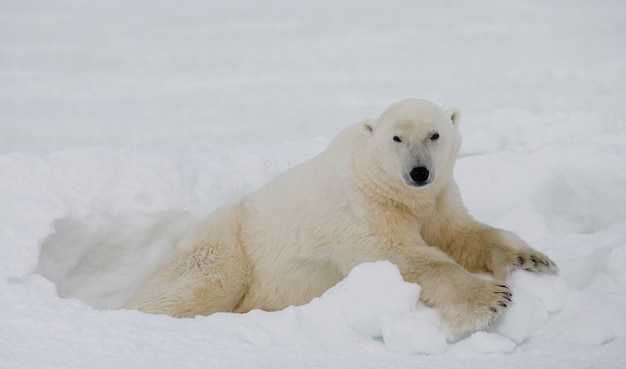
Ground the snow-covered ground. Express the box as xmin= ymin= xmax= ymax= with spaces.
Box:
xmin=2 ymin=0 xmax=626 ymax=368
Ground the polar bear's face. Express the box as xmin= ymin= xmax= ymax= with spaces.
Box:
xmin=362 ymin=99 xmax=461 ymax=188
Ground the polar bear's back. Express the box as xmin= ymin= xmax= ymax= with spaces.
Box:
xmin=232 ymin=123 xmax=367 ymax=311
xmin=242 ymin=121 xmax=363 ymax=220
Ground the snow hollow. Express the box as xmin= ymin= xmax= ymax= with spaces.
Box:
xmin=1 ymin=1 xmax=626 ymax=368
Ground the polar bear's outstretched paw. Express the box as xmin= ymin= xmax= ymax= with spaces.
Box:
xmin=431 ymin=274 xmax=512 ymax=336
xmin=482 ymin=228 xmax=559 ymax=280
xmin=459 ymin=279 xmax=510 ymax=333
xmin=511 ymin=250 xmax=558 ymax=275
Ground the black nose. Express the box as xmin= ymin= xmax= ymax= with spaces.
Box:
xmin=410 ymin=166 xmax=430 ymax=183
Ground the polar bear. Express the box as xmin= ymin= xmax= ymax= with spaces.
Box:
xmin=126 ymin=98 xmax=557 ymax=335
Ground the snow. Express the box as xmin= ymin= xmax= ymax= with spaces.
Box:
xmin=1 ymin=0 xmax=626 ymax=368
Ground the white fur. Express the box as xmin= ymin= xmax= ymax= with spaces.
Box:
xmin=126 ymin=98 xmax=557 ymax=336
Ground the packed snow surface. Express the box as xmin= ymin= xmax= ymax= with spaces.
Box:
xmin=1 ymin=0 xmax=626 ymax=368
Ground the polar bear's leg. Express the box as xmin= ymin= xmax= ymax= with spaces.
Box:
xmin=126 ymin=205 xmax=251 ymax=317
xmin=126 ymin=240 xmax=251 ymax=317
xmin=388 ymin=246 xmax=512 ymax=336
xmin=479 ymin=227 xmax=558 ymax=281
xmin=441 ymin=224 xmax=558 ymax=281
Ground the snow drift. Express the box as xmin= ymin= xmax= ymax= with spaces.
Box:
xmin=2 ymin=0 xmax=626 ymax=368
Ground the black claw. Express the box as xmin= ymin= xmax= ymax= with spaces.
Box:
xmin=517 ymin=256 xmax=524 ymax=265
xmin=498 ymin=284 xmax=507 ymax=289
xmin=488 ymin=307 xmax=497 ymax=313
xmin=503 ymin=295 xmax=512 ymax=302
xmin=530 ymin=256 xmax=537 ymax=264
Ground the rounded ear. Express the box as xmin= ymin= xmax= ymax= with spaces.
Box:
xmin=361 ymin=119 xmax=377 ymax=136
xmin=447 ymin=108 xmax=461 ymax=128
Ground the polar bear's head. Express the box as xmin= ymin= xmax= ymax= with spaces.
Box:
xmin=362 ymin=99 xmax=461 ymax=188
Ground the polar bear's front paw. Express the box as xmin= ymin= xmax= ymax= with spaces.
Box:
xmin=511 ymin=250 xmax=558 ymax=275
xmin=438 ymin=277 xmax=512 ymax=336
xmin=483 ymin=228 xmax=559 ymax=280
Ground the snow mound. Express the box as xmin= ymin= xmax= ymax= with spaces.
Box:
xmin=449 ymin=331 xmax=516 ymax=354
xmin=381 ymin=309 xmax=447 ymax=355
xmin=491 ymin=271 xmax=568 ymax=344
xmin=320 ymin=261 xmax=421 ymax=337
xmin=232 ymin=262 xmax=447 ymax=355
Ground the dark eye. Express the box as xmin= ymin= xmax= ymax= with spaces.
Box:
xmin=393 ymin=136 xmax=402 ymax=143
xmin=431 ymin=133 xmax=440 ymax=141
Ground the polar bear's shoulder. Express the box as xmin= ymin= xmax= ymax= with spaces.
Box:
xmin=324 ymin=120 xmax=370 ymax=156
